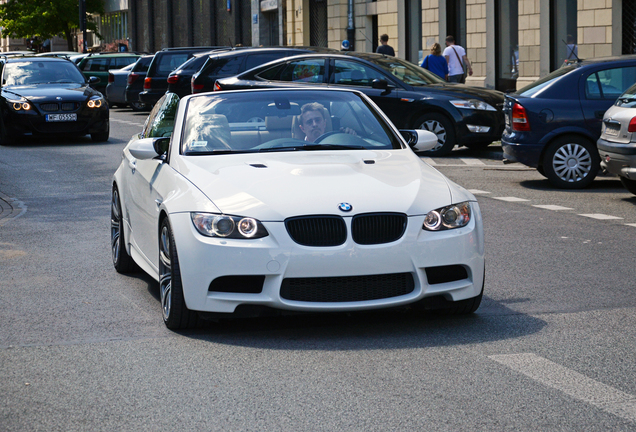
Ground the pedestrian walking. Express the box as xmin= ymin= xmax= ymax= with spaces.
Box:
xmin=443 ymin=35 xmax=473 ymax=83
xmin=421 ymin=42 xmax=449 ymax=80
xmin=376 ymin=34 xmax=395 ymax=57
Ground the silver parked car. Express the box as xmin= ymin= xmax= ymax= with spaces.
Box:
xmin=598 ymin=82 xmax=636 ymax=195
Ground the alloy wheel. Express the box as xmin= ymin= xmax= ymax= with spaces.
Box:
xmin=159 ymin=225 xmax=172 ymax=321
xmin=419 ymin=120 xmax=446 ymax=152
xmin=110 ymin=189 xmax=121 ymax=265
xmin=552 ymin=143 xmax=592 ymax=183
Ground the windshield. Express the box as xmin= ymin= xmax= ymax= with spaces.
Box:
xmin=369 ymin=57 xmax=446 ymax=86
xmin=615 ymin=83 xmax=636 ymax=107
xmin=3 ymin=61 xmax=85 ymax=86
xmin=181 ymin=90 xmax=403 ymax=155
xmin=516 ymin=65 xmax=575 ymax=97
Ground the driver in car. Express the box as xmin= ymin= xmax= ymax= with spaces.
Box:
xmin=298 ymin=102 xmax=357 ymax=142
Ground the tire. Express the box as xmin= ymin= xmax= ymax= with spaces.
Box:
xmin=414 ymin=113 xmax=456 ymax=156
xmin=464 ymin=141 xmax=492 ymax=151
xmin=620 ymin=176 xmax=636 ymax=195
xmin=542 ymin=135 xmax=599 ymax=189
xmin=159 ymin=218 xmax=200 ymax=330
xmin=129 ymin=101 xmax=146 ymax=112
xmin=0 ymin=118 xmax=14 ymax=146
xmin=91 ymin=123 xmax=110 ymax=142
xmin=111 ymin=186 xmax=136 ymax=273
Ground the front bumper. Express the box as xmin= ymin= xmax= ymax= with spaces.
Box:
xmin=455 ymin=110 xmax=505 ymax=145
xmin=3 ymin=105 xmax=109 ymax=138
xmin=169 ymin=203 xmax=485 ymax=315
xmin=598 ymin=137 xmax=636 ymax=178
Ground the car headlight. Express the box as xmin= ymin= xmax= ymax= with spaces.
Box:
xmin=87 ymin=97 xmax=103 ymax=108
xmin=8 ymin=100 xmax=32 ymax=111
xmin=423 ymin=202 xmax=471 ymax=231
xmin=191 ymin=213 xmax=269 ymax=239
xmin=450 ymin=99 xmax=496 ymax=111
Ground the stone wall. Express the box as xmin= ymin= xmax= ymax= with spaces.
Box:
xmin=466 ymin=0 xmax=487 ymax=86
xmin=577 ymin=0 xmax=613 ymax=59
xmin=517 ymin=0 xmax=541 ymax=89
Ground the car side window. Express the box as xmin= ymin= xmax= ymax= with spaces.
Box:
xmin=245 ymin=52 xmax=289 ymax=71
xmin=85 ymin=58 xmax=109 ymax=72
xmin=143 ymin=93 xmax=180 ymax=138
xmin=277 ymin=59 xmax=326 ymax=83
xmin=255 ymin=63 xmax=286 ymax=81
xmin=331 ymin=60 xmax=385 ymax=86
xmin=114 ymin=57 xmax=137 ymax=68
xmin=585 ymin=67 xmax=636 ymax=100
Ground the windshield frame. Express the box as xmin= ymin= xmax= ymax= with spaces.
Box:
xmin=2 ymin=60 xmax=86 ymax=86
xmin=367 ymin=56 xmax=446 ymax=86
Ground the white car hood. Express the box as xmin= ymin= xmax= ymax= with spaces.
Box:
xmin=175 ymin=150 xmax=453 ymax=220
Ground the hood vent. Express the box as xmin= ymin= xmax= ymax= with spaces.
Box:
xmin=249 ymin=163 xmax=267 ymax=168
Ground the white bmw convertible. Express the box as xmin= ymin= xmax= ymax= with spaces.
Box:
xmin=111 ymin=89 xmax=485 ymax=329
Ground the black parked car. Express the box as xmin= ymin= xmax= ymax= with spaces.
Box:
xmin=502 ymin=55 xmax=636 ymax=188
xmin=139 ymin=47 xmax=227 ymax=107
xmin=189 ymin=47 xmax=338 ymax=96
xmin=0 ymin=57 xmax=109 ymax=144
xmin=215 ymin=52 xmax=505 ymax=155
xmin=125 ymin=55 xmax=153 ymax=111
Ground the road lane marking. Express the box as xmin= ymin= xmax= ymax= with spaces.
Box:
xmin=578 ymin=214 xmax=623 ymax=220
xmin=626 ymin=224 xmax=636 ymax=228
xmin=493 ymin=196 xmax=530 ymax=202
xmin=460 ymin=158 xmax=486 ymax=165
xmin=422 ymin=157 xmax=436 ymax=165
xmin=489 ymin=353 xmax=636 ymax=423
xmin=533 ymin=204 xmax=573 ymax=211
xmin=468 ymin=189 xmax=491 ymax=195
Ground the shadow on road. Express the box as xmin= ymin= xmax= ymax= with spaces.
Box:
xmin=140 ymin=276 xmax=546 ymax=350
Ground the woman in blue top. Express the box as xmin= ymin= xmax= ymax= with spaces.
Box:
xmin=421 ymin=43 xmax=449 ymax=80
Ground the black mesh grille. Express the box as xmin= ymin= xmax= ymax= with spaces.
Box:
xmin=624 ymin=1 xmax=636 ymax=54
xmin=285 ymin=215 xmax=346 ymax=247
xmin=425 ymin=265 xmax=468 ymax=285
xmin=352 ymin=213 xmax=407 ymax=245
xmin=209 ymin=275 xmax=264 ymax=293
xmin=280 ymin=273 xmax=415 ymax=302
xmin=39 ymin=103 xmax=59 ymax=112
xmin=62 ymin=102 xmax=78 ymax=111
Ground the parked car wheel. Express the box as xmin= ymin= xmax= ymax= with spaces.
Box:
xmin=111 ymin=186 xmax=136 ymax=273
xmin=129 ymin=101 xmax=146 ymax=112
xmin=620 ymin=177 xmax=636 ymax=195
xmin=543 ymin=135 xmax=599 ymax=189
xmin=415 ymin=113 xmax=456 ymax=156
xmin=159 ymin=218 xmax=200 ymax=330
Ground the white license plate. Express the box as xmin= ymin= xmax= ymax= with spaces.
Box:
xmin=46 ymin=113 xmax=77 ymax=122
xmin=605 ymin=124 xmax=620 ymax=137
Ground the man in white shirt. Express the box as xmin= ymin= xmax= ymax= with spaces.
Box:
xmin=443 ymin=35 xmax=473 ymax=83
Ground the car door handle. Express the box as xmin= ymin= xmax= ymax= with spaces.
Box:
xmin=128 ymin=159 xmax=136 ymax=174
xmin=155 ymin=198 xmax=162 ymax=207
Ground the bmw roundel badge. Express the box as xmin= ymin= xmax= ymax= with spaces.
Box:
xmin=338 ymin=202 xmax=352 ymax=212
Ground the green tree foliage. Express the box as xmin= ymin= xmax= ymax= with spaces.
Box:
xmin=0 ymin=0 xmax=104 ymax=51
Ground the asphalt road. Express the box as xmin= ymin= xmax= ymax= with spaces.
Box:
xmin=1 ymin=107 xmax=636 ymax=431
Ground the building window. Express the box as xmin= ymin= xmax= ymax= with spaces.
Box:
xmin=623 ymin=1 xmax=636 ymax=54
xmin=309 ymin=0 xmax=328 ymax=47
xmin=551 ymin=0 xmax=577 ymax=70
xmin=405 ymin=0 xmax=423 ymax=64
xmin=496 ymin=0 xmax=518 ymax=91
xmin=446 ymin=0 xmax=466 ymax=49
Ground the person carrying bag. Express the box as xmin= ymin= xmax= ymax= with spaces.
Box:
xmin=443 ymin=35 xmax=473 ymax=83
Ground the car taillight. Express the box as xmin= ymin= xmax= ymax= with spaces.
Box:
xmin=192 ymin=82 xmax=204 ymax=93
xmin=167 ymin=75 xmax=179 ymax=84
xmin=512 ymin=103 xmax=530 ymax=131
xmin=108 ymin=73 xmax=114 ymax=84
xmin=629 ymin=117 xmax=636 ymax=133
xmin=144 ymin=77 xmax=152 ymax=90
xmin=127 ymin=73 xmax=139 ymax=85
xmin=213 ymin=81 xmax=222 ymax=92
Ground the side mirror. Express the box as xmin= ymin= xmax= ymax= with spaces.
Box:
xmin=88 ymin=76 xmax=100 ymax=85
xmin=400 ymin=130 xmax=438 ymax=152
xmin=371 ymin=79 xmax=389 ymax=90
xmin=128 ymin=137 xmax=170 ymax=160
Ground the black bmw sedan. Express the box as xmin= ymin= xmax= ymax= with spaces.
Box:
xmin=215 ymin=52 xmax=505 ymax=155
xmin=0 ymin=57 xmax=109 ymax=145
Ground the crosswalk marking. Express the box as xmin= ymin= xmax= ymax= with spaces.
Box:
xmin=467 ymin=189 xmax=490 ymax=195
xmin=490 ymin=353 xmax=636 ymax=423
xmin=578 ymin=214 xmax=624 ymax=220
xmin=493 ymin=196 xmax=530 ymax=202
xmin=460 ymin=158 xmax=486 ymax=165
xmin=533 ymin=204 xmax=573 ymax=211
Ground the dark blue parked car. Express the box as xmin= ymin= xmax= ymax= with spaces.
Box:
xmin=502 ymin=55 xmax=636 ymax=188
